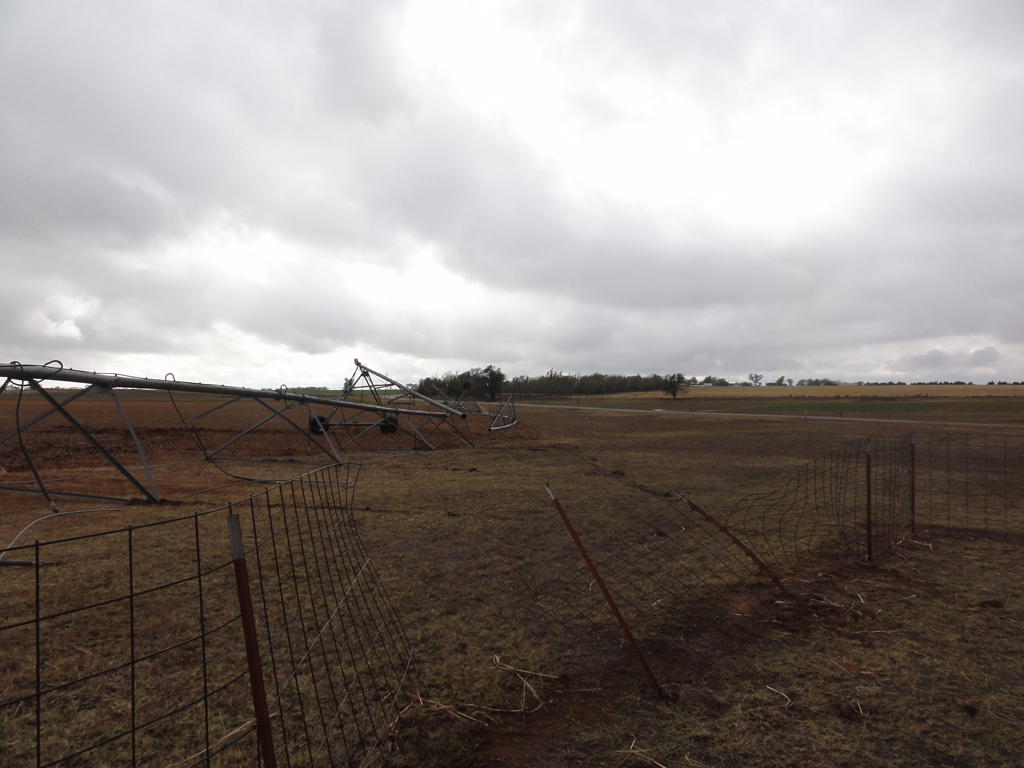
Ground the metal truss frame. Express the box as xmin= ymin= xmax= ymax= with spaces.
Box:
xmin=428 ymin=382 xmax=519 ymax=432
xmin=487 ymin=395 xmax=519 ymax=431
xmin=429 ymin=383 xmax=487 ymax=415
xmin=328 ymin=359 xmax=475 ymax=449
xmin=0 ymin=362 xmax=478 ymax=507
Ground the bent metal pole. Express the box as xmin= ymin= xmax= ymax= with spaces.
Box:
xmin=544 ymin=485 xmax=667 ymax=700
xmin=352 ymin=359 xmax=467 ymax=419
xmin=674 ymin=493 xmax=790 ymax=597
xmin=0 ymin=364 xmax=448 ymax=419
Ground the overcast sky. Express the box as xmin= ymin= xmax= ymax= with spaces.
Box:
xmin=2 ymin=1 xmax=1023 ymax=387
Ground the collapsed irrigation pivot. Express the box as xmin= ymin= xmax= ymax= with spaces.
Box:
xmin=0 ymin=360 xmax=516 ymax=511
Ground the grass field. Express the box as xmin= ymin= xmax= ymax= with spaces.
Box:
xmin=2 ymin=387 xmax=1023 ymax=766
xmin=520 ymin=385 xmax=1024 ymax=424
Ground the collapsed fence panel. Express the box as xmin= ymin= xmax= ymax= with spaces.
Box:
xmin=529 ymin=493 xmax=789 ymax=688
xmin=529 ymin=436 xmax=918 ymax=691
xmin=0 ymin=464 xmax=412 ymax=767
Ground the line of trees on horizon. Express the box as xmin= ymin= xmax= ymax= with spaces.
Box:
xmin=416 ymin=369 xmax=822 ymax=400
xmin=413 ymin=368 xmax=1001 ymax=402
xmin=417 ymin=368 xmax=682 ymax=400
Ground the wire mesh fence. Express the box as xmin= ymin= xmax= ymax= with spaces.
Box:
xmin=0 ymin=464 xmax=412 ymax=768
xmin=528 ymin=492 xmax=789 ymax=689
xmin=914 ymin=432 xmax=1024 ymax=540
xmin=725 ymin=436 xmax=914 ymax=571
xmin=528 ymin=434 xmax=952 ymax=691
xmin=3 ymin=429 xmax=1022 ymax=760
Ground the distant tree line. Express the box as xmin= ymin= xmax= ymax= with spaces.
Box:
xmin=413 ymin=368 xmax=1009 ymax=401
xmin=413 ymin=368 xmax=882 ymax=400
xmin=509 ymin=370 xmax=661 ymax=397
xmin=504 ymin=370 xmax=704 ymax=397
xmin=417 ymin=368 xmax=706 ymax=400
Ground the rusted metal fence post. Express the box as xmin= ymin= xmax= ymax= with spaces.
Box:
xmin=865 ymin=439 xmax=873 ymax=561
xmin=227 ymin=513 xmax=277 ymax=768
xmin=544 ymin=486 xmax=668 ymax=700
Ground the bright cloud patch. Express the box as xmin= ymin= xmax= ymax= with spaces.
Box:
xmin=3 ymin=1 xmax=1024 ymax=384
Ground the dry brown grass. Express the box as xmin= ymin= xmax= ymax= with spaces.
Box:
xmin=353 ymin=408 xmax=1024 ymax=766
xmin=2 ymin=389 xmax=1023 ymax=766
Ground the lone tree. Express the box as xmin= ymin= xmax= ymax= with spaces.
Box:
xmin=483 ymin=365 xmax=506 ymax=402
xmin=749 ymin=373 xmax=764 ymax=386
xmin=663 ymin=373 xmax=689 ymax=399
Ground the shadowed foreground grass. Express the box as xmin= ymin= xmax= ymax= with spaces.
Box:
xmin=353 ymin=409 xmax=1024 ymax=767
xmin=386 ymin=536 xmax=1024 ymax=767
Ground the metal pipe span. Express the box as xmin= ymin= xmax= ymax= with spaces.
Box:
xmin=0 ymin=364 xmax=449 ymax=419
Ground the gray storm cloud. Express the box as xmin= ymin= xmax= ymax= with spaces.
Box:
xmin=2 ymin=0 xmax=1023 ymax=385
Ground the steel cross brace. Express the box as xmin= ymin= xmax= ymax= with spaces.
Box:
xmin=28 ymin=380 xmax=159 ymax=502
xmin=0 ymin=385 xmax=96 ymax=446
xmin=188 ymin=397 xmax=343 ymax=464
xmin=331 ymin=411 xmax=435 ymax=451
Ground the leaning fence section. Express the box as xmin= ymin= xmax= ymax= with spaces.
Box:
xmin=529 ymin=435 xmax=917 ymax=691
xmin=232 ymin=466 xmax=412 ymax=767
xmin=529 ymin=493 xmax=787 ymax=687
xmin=0 ymin=464 xmax=412 ymax=768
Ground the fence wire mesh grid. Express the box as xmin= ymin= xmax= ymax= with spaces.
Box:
xmin=529 ymin=433 xmax=1024 ymax=690
xmin=915 ymin=432 xmax=1024 ymax=540
xmin=726 ymin=436 xmax=913 ymax=570
xmin=528 ymin=494 xmax=789 ymax=689
xmin=0 ymin=464 xmax=412 ymax=768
